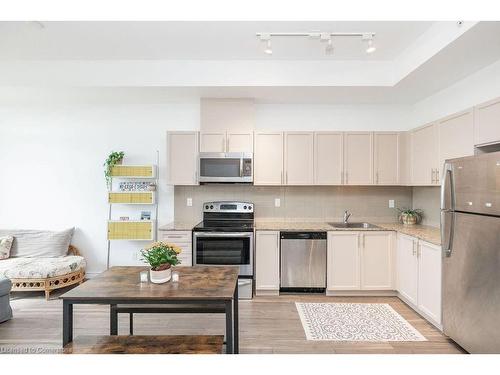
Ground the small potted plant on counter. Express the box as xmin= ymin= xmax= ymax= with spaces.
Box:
xmin=397 ymin=208 xmax=423 ymax=225
xmin=141 ymin=241 xmax=182 ymax=284
xmin=104 ymin=151 xmax=125 ymax=190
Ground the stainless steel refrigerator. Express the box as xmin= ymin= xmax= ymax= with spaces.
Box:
xmin=441 ymin=151 xmax=500 ymax=353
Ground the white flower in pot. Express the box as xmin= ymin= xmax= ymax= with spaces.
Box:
xmin=397 ymin=208 xmax=423 ymax=225
xmin=140 ymin=242 xmax=182 ymax=284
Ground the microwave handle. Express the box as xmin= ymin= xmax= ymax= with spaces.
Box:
xmin=239 ymin=158 xmax=244 ymax=177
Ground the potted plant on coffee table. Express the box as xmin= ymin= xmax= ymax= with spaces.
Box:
xmin=397 ymin=208 xmax=423 ymax=225
xmin=140 ymin=241 xmax=182 ymax=284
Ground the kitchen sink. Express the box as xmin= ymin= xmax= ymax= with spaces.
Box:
xmin=328 ymin=222 xmax=380 ymax=229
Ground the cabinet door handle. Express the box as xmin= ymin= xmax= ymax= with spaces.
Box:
xmin=431 ymin=169 xmax=434 ymax=184
xmin=435 ymin=169 xmax=439 ymax=184
xmin=376 ymin=171 xmax=379 ymax=184
xmin=226 ymin=137 xmax=229 ymax=152
xmin=345 ymin=171 xmax=348 ymax=184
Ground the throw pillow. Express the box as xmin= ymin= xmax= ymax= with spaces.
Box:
xmin=0 ymin=235 xmax=14 ymax=259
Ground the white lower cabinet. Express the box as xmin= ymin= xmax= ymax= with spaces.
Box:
xmin=417 ymin=240 xmax=442 ymax=326
xmin=327 ymin=231 xmax=393 ymax=292
xmin=361 ymin=232 xmax=394 ymax=290
xmin=327 ymin=232 xmax=360 ymax=290
xmin=396 ymin=234 xmax=418 ymax=305
xmin=396 ymin=233 xmax=442 ymax=327
xmin=255 ymin=230 xmax=280 ymax=296
xmin=159 ymin=230 xmax=192 ymax=267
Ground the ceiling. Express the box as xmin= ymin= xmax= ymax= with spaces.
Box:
xmin=1 ymin=21 xmax=500 ymax=104
xmin=0 ymin=21 xmax=433 ymax=60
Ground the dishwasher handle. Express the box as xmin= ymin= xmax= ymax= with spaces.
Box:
xmin=280 ymin=231 xmax=327 ymax=240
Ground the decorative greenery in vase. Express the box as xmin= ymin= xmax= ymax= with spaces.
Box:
xmin=104 ymin=151 xmax=124 ymax=190
xmin=141 ymin=242 xmax=181 ymax=283
xmin=396 ymin=208 xmax=423 ymax=225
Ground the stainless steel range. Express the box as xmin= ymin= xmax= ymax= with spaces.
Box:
xmin=193 ymin=201 xmax=254 ymax=299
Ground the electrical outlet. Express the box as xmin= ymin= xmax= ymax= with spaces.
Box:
xmin=187 ymin=198 xmax=192 ymax=207
xmin=389 ymin=200 xmax=395 ymax=208
xmin=274 ymin=198 xmax=281 ymax=208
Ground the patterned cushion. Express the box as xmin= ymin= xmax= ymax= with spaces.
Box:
xmin=0 ymin=256 xmax=85 ymax=279
xmin=0 ymin=236 xmax=13 ymax=260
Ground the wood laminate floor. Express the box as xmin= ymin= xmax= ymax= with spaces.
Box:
xmin=0 ymin=289 xmax=465 ymax=354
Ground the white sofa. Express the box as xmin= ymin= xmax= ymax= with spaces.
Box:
xmin=0 ymin=229 xmax=86 ymax=300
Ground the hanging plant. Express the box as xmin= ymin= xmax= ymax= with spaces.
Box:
xmin=104 ymin=151 xmax=124 ymax=190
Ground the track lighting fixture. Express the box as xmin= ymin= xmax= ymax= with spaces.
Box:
xmin=256 ymin=31 xmax=376 ymax=55
xmin=259 ymin=34 xmax=273 ymax=55
xmin=362 ymin=33 xmax=376 ymax=54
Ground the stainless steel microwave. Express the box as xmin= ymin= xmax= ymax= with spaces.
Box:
xmin=198 ymin=152 xmax=253 ymax=183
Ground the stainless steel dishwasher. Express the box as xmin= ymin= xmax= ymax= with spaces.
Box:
xmin=280 ymin=232 xmax=327 ymax=292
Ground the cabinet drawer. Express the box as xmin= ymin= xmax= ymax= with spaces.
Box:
xmin=160 ymin=231 xmax=192 ymax=243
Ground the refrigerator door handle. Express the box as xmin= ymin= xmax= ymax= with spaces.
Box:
xmin=441 ymin=162 xmax=455 ymax=210
xmin=441 ymin=210 xmax=455 ymax=257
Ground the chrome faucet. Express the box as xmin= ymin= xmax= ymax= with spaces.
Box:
xmin=343 ymin=210 xmax=351 ymax=224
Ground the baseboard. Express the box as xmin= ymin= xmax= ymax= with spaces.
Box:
xmin=326 ymin=290 xmax=397 ymax=297
xmin=255 ymin=289 xmax=280 ymax=296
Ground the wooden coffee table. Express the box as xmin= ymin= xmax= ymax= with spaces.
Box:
xmin=59 ymin=266 xmax=239 ymax=353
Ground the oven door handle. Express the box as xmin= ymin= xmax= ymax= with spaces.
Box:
xmin=193 ymin=232 xmax=253 ymax=238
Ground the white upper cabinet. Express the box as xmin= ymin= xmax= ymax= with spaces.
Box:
xmin=398 ymin=131 xmax=411 ymax=185
xmin=254 ymin=132 xmax=284 ymax=185
xmin=343 ymin=132 xmax=373 ymax=185
xmin=396 ymin=233 xmax=419 ymax=306
xmin=438 ymin=109 xmax=474 ymax=169
xmin=374 ymin=132 xmax=399 ymax=185
xmin=167 ymin=131 xmax=199 ymax=185
xmin=474 ymin=96 xmax=500 ymax=146
xmin=360 ymin=232 xmax=394 ymax=290
xmin=284 ymin=132 xmax=314 ymax=185
xmin=199 ymin=131 xmax=226 ymax=152
xmin=314 ymin=132 xmax=343 ymax=185
xmin=200 ymin=131 xmax=253 ymax=153
xmin=411 ymin=123 xmax=439 ymax=186
xmin=417 ymin=240 xmax=442 ymax=326
xmin=327 ymin=231 xmax=360 ymax=291
xmin=227 ymin=132 xmax=254 ymax=152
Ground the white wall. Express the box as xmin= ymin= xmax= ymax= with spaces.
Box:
xmin=0 ymin=91 xmax=199 ymax=276
xmin=0 ymin=88 xmax=413 ymax=275
xmin=256 ymin=104 xmax=411 ymax=131
xmin=411 ymin=58 xmax=500 ymax=126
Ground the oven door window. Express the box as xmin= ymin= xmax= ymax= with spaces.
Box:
xmin=199 ymin=158 xmax=240 ymax=178
xmin=196 ymin=237 xmax=250 ymax=265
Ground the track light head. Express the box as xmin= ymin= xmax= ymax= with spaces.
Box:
xmin=259 ymin=34 xmax=273 ymax=55
xmin=362 ymin=34 xmax=376 ymax=54
xmin=366 ymin=39 xmax=376 ymax=54
xmin=264 ymin=39 xmax=273 ymax=55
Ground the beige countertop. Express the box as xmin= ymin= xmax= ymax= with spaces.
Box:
xmin=159 ymin=220 xmax=441 ymax=246
xmin=158 ymin=221 xmax=198 ymax=231
xmin=254 ymin=221 xmax=441 ymax=246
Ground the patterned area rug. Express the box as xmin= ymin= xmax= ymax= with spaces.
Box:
xmin=296 ymin=302 xmax=427 ymax=341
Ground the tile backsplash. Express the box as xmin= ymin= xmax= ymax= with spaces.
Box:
xmin=174 ymin=185 xmax=413 ymax=224
xmin=412 ymin=186 xmax=441 ymax=227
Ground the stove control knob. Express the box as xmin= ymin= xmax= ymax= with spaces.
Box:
xmin=243 ymin=205 xmax=247 ymax=210
xmin=248 ymin=205 xmax=252 ymax=210
xmin=210 ymin=205 xmax=214 ymax=209
xmin=205 ymin=205 xmax=209 ymax=209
